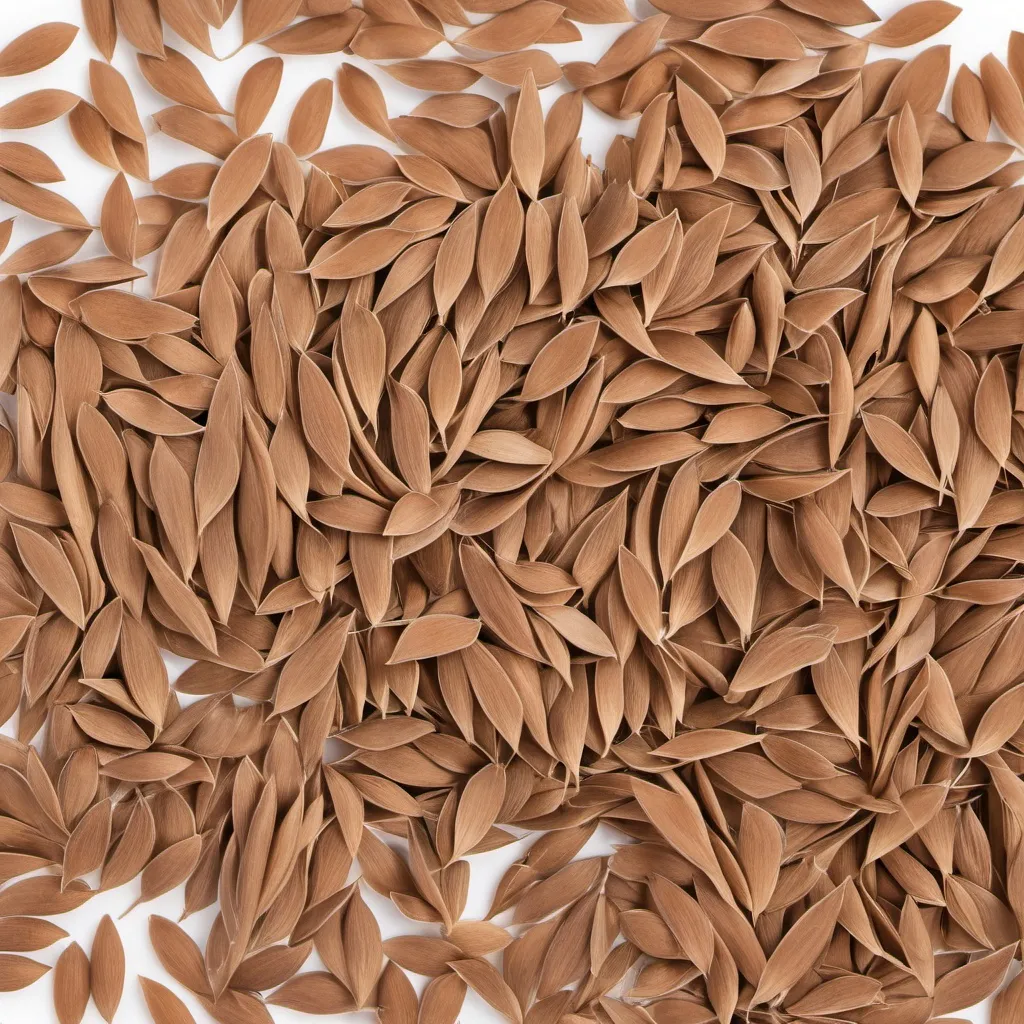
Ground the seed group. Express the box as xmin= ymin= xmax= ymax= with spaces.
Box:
xmin=2 ymin=0 xmax=1024 ymax=1022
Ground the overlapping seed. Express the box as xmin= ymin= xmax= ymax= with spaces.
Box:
xmin=3 ymin=0 xmax=1024 ymax=1022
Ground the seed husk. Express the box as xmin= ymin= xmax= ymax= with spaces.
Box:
xmin=90 ymin=915 xmax=124 ymax=1023
xmin=53 ymin=941 xmax=89 ymax=1024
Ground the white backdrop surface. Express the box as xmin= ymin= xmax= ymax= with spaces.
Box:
xmin=0 ymin=0 xmax=1019 ymax=1020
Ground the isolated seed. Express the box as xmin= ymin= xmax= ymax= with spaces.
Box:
xmin=90 ymin=916 xmax=124 ymax=1023
xmin=52 ymin=942 xmax=89 ymax=1024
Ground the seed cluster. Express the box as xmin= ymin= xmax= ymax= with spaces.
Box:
xmin=2 ymin=0 xmax=1024 ymax=1022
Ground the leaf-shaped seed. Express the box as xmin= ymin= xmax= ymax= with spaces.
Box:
xmin=90 ymin=60 xmax=145 ymax=142
xmin=274 ymin=612 xmax=353 ymax=714
xmin=337 ymin=63 xmax=395 ymax=141
xmin=140 ymin=976 xmax=198 ymax=1024
xmin=0 ymin=919 xmax=68 ymax=953
xmin=288 ymin=78 xmax=333 ymax=157
xmin=207 ymin=134 xmax=273 ymax=233
xmin=728 ymin=624 xmax=837 ymax=699
xmin=149 ymin=916 xmax=211 ymax=996
xmin=632 ymin=779 xmax=733 ymax=902
xmin=137 ymin=48 xmax=225 ymax=114
xmin=862 ymin=410 xmax=940 ymax=489
xmin=453 ymin=764 xmax=506 ymax=860
xmin=864 ymin=1 xmax=961 ymax=46
xmin=11 ymin=524 xmax=85 ymax=627
xmin=676 ymin=79 xmax=725 ymax=178
xmin=235 ymin=57 xmax=283 ymax=138
xmin=510 ymin=70 xmax=544 ymax=199
xmin=649 ymin=875 xmax=715 ymax=974
xmin=751 ymin=884 xmax=847 ymax=1005
xmin=90 ymin=916 xmax=125 ymax=1023
xmin=53 ymin=941 xmax=89 ymax=1024
xmin=0 ymin=23 xmax=78 ymax=77
xmin=78 ymin=290 xmax=196 ymax=340
xmin=448 ymin=959 xmax=522 ymax=1023
xmin=63 ymin=798 xmax=112 ymax=886
xmin=389 ymin=615 xmax=481 ymax=663
xmin=477 ymin=177 xmax=523 ymax=303
xmin=194 ymin=362 xmax=243 ymax=531
xmin=343 ymin=887 xmax=382 ymax=1006
xmin=520 ymin=319 xmax=598 ymax=402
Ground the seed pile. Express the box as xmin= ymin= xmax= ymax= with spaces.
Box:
xmin=5 ymin=0 xmax=1024 ymax=1021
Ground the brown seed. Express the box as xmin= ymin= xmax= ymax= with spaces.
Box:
xmin=90 ymin=60 xmax=145 ymax=143
xmin=77 ymin=290 xmax=196 ymax=339
xmin=206 ymin=133 xmax=273 ymax=233
xmin=112 ymin=0 xmax=163 ymax=57
xmin=751 ymin=884 xmax=847 ymax=1005
xmin=337 ymin=63 xmax=395 ymax=142
xmin=82 ymin=0 xmax=117 ymax=60
xmin=140 ymin=976 xmax=198 ymax=1024
xmin=952 ymin=64 xmax=992 ymax=141
xmin=0 ymin=228 xmax=91 ymax=274
xmin=676 ymin=79 xmax=726 ymax=179
xmin=287 ymin=78 xmax=333 ymax=157
xmin=137 ymin=48 xmax=225 ymax=114
xmin=0 ymin=167 xmax=88 ymax=228
xmin=53 ymin=941 xmax=90 ymax=1024
xmin=63 ymin=798 xmax=112 ymax=886
xmin=0 ymin=953 xmax=51 ymax=992
xmin=449 ymin=958 xmax=522 ymax=1022
xmin=981 ymin=52 xmax=1024 ymax=147
xmin=267 ymin=971 xmax=354 ymax=1013
xmin=0 ymin=919 xmax=68 ymax=953
xmin=864 ymin=0 xmax=961 ymax=46
xmin=0 ymin=88 xmax=80 ymax=130
xmin=510 ymin=71 xmax=544 ymax=200
xmin=0 ymin=23 xmax=78 ymax=77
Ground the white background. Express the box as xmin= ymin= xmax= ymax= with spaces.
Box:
xmin=0 ymin=0 xmax=1018 ymax=1020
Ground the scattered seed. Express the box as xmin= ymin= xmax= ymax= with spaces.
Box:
xmin=0 ymin=1 xmax=1021 ymax=1021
